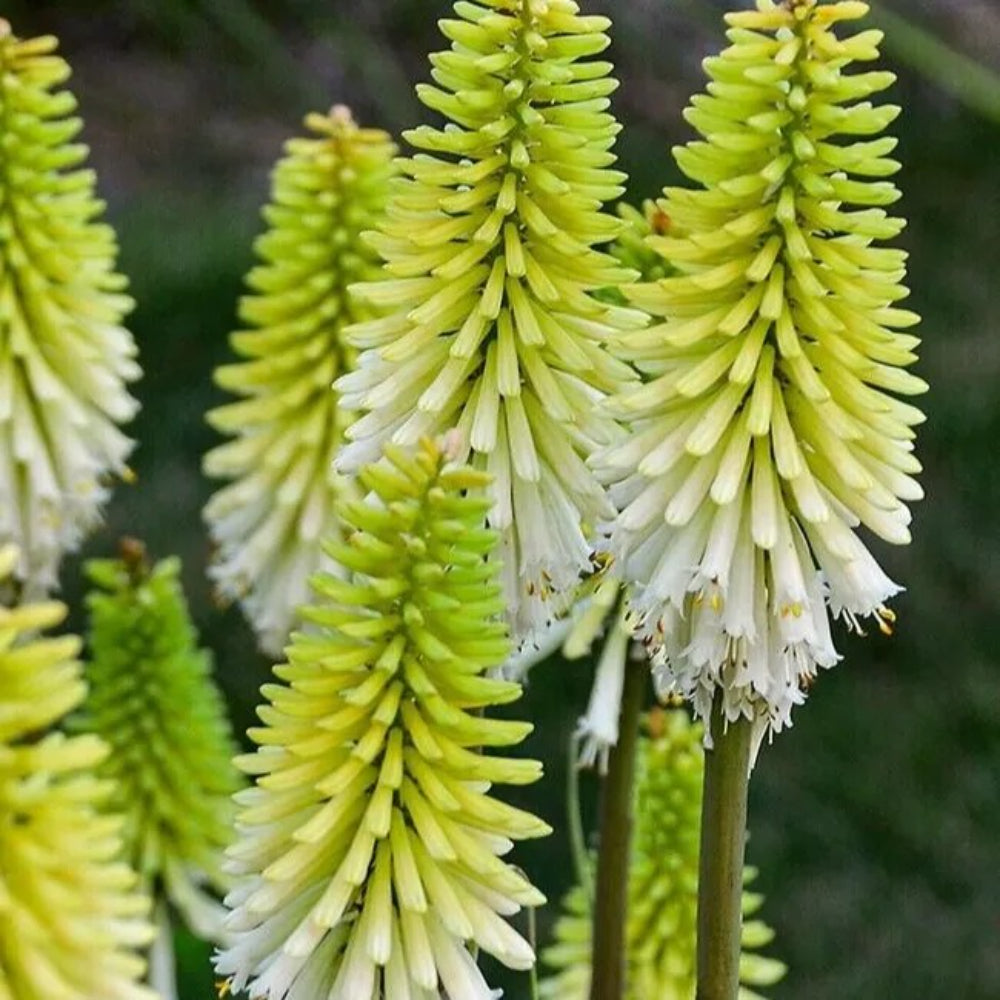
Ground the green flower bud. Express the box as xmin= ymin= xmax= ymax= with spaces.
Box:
xmin=204 ymin=107 xmax=397 ymax=655
xmin=610 ymin=202 xmax=676 ymax=286
xmin=336 ymin=0 xmax=646 ymax=641
xmin=217 ymin=437 xmax=550 ymax=1000
xmin=594 ymin=0 xmax=927 ymax=744
xmin=0 ymin=545 xmax=156 ymax=1000
xmin=0 ymin=23 xmax=140 ymax=591
xmin=74 ymin=542 xmax=242 ymax=982
xmin=541 ymin=709 xmax=786 ymax=999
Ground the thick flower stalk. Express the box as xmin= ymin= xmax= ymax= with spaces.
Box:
xmin=217 ymin=437 xmax=550 ymax=1000
xmin=540 ymin=709 xmax=786 ymax=999
xmin=204 ymin=107 xmax=397 ymax=655
xmin=74 ymin=541 xmax=241 ymax=997
xmin=336 ymin=0 xmax=644 ymax=639
xmin=0 ymin=545 xmax=156 ymax=1000
xmin=0 ymin=21 xmax=140 ymax=591
xmin=595 ymin=0 xmax=927 ymax=741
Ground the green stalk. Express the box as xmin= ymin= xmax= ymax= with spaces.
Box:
xmin=589 ymin=660 xmax=645 ymax=1000
xmin=873 ymin=4 xmax=1000 ymax=124
xmin=696 ymin=695 xmax=753 ymax=1000
xmin=528 ymin=904 xmax=540 ymax=1000
xmin=567 ymin=729 xmax=594 ymax=902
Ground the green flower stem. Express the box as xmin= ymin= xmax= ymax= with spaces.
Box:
xmin=873 ymin=4 xmax=1000 ymax=124
xmin=567 ymin=730 xmax=594 ymax=902
xmin=696 ymin=696 xmax=753 ymax=1000
xmin=589 ymin=658 xmax=645 ymax=1000
xmin=528 ymin=904 xmax=541 ymax=1000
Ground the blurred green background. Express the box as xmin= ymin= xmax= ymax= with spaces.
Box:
xmin=6 ymin=1 xmax=1000 ymax=997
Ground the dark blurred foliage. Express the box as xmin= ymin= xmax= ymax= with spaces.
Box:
xmin=5 ymin=1 xmax=1000 ymax=997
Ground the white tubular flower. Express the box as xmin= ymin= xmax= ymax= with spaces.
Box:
xmin=0 ymin=22 xmax=139 ymax=591
xmin=594 ymin=0 xmax=927 ymax=747
xmin=335 ymin=0 xmax=645 ymax=642
xmin=501 ymin=567 xmax=635 ymax=772
xmin=204 ymin=107 xmax=397 ymax=655
xmin=575 ymin=600 xmax=631 ymax=772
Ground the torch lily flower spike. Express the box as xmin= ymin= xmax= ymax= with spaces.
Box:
xmin=75 ymin=542 xmax=242 ymax=999
xmin=217 ymin=437 xmax=551 ymax=1000
xmin=336 ymin=0 xmax=646 ymax=643
xmin=0 ymin=545 xmax=156 ymax=1000
xmin=593 ymin=0 xmax=927 ymax=748
xmin=205 ymin=107 xmax=397 ymax=655
xmin=0 ymin=22 xmax=140 ymax=590
xmin=541 ymin=708 xmax=786 ymax=998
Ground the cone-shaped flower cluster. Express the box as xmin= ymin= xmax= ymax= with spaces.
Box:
xmin=74 ymin=543 xmax=241 ymax=951
xmin=0 ymin=22 xmax=140 ymax=591
xmin=595 ymin=0 xmax=926 ymax=740
xmin=0 ymin=546 xmax=156 ymax=1000
xmin=204 ymin=107 xmax=397 ymax=655
xmin=218 ymin=438 xmax=550 ymax=1000
xmin=541 ymin=709 xmax=785 ymax=999
xmin=336 ymin=0 xmax=645 ymax=640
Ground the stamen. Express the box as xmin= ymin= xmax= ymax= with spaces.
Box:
xmin=876 ymin=605 xmax=896 ymax=636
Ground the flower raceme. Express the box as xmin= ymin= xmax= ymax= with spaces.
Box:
xmin=74 ymin=543 xmax=242 ymax=997
xmin=0 ymin=22 xmax=140 ymax=591
xmin=204 ymin=107 xmax=397 ymax=656
xmin=0 ymin=546 xmax=156 ymax=1000
xmin=540 ymin=709 xmax=786 ymax=999
xmin=594 ymin=0 xmax=927 ymax=743
xmin=336 ymin=0 xmax=645 ymax=641
xmin=217 ymin=438 xmax=550 ymax=1000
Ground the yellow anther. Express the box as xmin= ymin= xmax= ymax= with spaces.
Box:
xmin=216 ymin=979 xmax=234 ymax=998
xmin=590 ymin=550 xmax=614 ymax=575
xmin=120 ymin=465 xmax=137 ymax=485
xmin=876 ymin=607 xmax=895 ymax=636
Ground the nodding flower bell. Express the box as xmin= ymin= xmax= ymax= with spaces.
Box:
xmin=0 ymin=546 xmax=156 ymax=1000
xmin=204 ymin=107 xmax=397 ymax=655
xmin=540 ymin=709 xmax=786 ymax=999
xmin=335 ymin=0 xmax=645 ymax=642
xmin=217 ymin=437 xmax=550 ymax=1000
xmin=593 ymin=0 xmax=927 ymax=746
xmin=74 ymin=542 xmax=242 ymax=999
xmin=0 ymin=23 xmax=140 ymax=591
